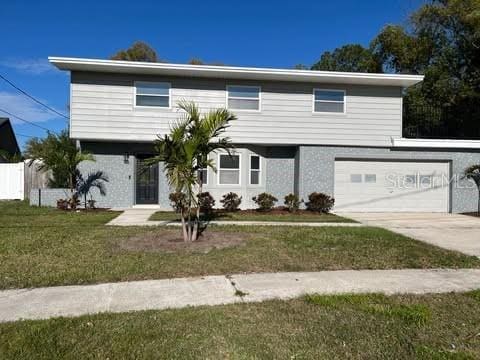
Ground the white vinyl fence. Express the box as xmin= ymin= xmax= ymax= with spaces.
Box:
xmin=0 ymin=162 xmax=24 ymax=200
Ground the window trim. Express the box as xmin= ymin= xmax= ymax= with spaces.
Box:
xmin=249 ymin=154 xmax=261 ymax=186
xmin=134 ymin=81 xmax=171 ymax=109
xmin=226 ymin=85 xmax=261 ymax=112
xmin=312 ymin=88 xmax=346 ymax=115
xmin=217 ymin=152 xmax=242 ymax=186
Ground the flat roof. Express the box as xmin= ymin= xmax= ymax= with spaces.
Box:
xmin=49 ymin=57 xmax=424 ymax=87
xmin=393 ymin=138 xmax=480 ymax=149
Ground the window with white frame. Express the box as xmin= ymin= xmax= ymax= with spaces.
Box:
xmin=198 ymin=168 xmax=208 ymax=185
xmin=218 ymin=154 xmax=240 ymax=185
xmin=249 ymin=155 xmax=261 ymax=185
xmin=313 ymin=89 xmax=345 ymax=113
xmin=227 ymin=85 xmax=260 ymax=111
xmin=135 ymin=82 xmax=170 ymax=107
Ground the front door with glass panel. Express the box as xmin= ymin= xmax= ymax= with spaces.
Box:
xmin=135 ymin=156 xmax=159 ymax=204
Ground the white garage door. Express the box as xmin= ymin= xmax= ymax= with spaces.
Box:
xmin=334 ymin=160 xmax=450 ymax=212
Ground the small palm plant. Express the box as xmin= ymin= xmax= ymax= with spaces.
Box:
xmin=464 ymin=165 xmax=480 ymax=215
xmin=25 ymin=130 xmax=95 ymax=193
xmin=75 ymin=170 xmax=109 ymax=209
xmin=149 ymin=101 xmax=236 ymax=242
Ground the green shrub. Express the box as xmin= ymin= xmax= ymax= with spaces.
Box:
xmin=252 ymin=192 xmax=278 ymax=212
xmin=306 ymin=192 xmax=334 ymax=213
xmin=56 ymin=199 xmax=69 ymax=210
xmin=220 ymin=192 xmax=242 ymax=212
xmin=169 ymin=192 xmax=187 ymax=213
xmin=284 ymin=193 xmax=301 ymax=212
xmin=197 ymin=192 xmax=215 ymax=214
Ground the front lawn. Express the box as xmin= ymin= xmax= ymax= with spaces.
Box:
xmin=149 ymin=209 xmax=354 ymax=222
xmin=1 ymin=201 xmax=479 ymax=289
xmin=1 ymin=291 xmax=480 ymax=359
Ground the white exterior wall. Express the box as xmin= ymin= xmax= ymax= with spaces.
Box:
xmin=70 ymin=72 xmax=403 ymax=147
xmin=0 ymin=162 xmax=24 ymax=200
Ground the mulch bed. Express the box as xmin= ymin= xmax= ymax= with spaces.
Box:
xmin=118 ymin=229 xmax=251 ymax=254
xmin=57 ymin=208 xmax=111 ymax=212
xmin=461 ymin=212 xmax=480 ymax=218
xmin=213 ymin=207 xmax=327 ymax=217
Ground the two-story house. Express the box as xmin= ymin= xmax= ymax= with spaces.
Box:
xmin=49 ymin=57 xmax=480 ymax=213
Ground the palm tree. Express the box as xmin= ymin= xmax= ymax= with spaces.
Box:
xmin=75 ymin=170 xmax=109 ymax=209
xmin=464 ymin=165 xmax=480 ymax=214
xmin=149 ymin=101 xmax=236 ymax=242
xmin=24 ymin=130 xmax=95 ymax=194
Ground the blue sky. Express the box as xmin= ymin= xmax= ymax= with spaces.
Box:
xmin=1 ymin=0 xmax=424 ymax=149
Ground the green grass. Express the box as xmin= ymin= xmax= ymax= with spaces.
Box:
xmin=1 ymin=291 xmax=480 ymax=359
xmin=149 ymin=210 xmax=355 ymax=222
xmin=1 ymin=200 xmax=479 ymax=289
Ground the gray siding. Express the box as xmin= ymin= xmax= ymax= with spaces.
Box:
xmin=297 ymin=145 xmax=480 ymax=213
xmin=70 ymin=72 xmax=402 ymax=147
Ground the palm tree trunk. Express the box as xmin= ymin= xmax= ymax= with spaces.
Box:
xmin=187 ymin=209 xmax=192 ymax=242
xmin=192 ymin=181 xmax=202 ymax=242
xmin=180 ymin=209 xmax=188 ymax=242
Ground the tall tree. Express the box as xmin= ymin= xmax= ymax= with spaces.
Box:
xmin=311 ymin=44 xmax=383 ymax=73
xmin=188 ymin=58 xmax=204 ymax=65
xmin=110 ymin=41 xmax=159 ymax=62
xmin=149 ymin=101 xmax=236 ymax=242
xmin=24 ymin=130 xmax=94 ymax=191
xmin=371 ymin=0 xmax=480 ymax=138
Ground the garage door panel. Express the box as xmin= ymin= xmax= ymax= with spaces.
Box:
xmin=334 ymin=160 xmax=449 ymax=212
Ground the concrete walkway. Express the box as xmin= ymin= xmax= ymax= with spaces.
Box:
xmin=107 ymin=209 xmax=364 ymax=227
xmin=1 ymin=269 xmax=480 ymax=322
xmin=343 ymin=213 xmax=480 ymax=257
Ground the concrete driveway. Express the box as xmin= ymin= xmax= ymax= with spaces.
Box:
xmin=341 ymin=213 xmax=480 ymax=257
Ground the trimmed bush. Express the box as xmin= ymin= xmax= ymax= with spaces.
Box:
xmin=220 ymin=192 xmax=242 ymax=212
xmin=169 ymin=192 xmax=187 ymax=213
xmin=284 ymin=193 xmax=301 ymax=212
xmin=306 ymin=192 xmax=334 ymax=213
xmin=252 ymin=192 xmax=278 ymax=212
xmin=197 ymin=192 xmax=215 ymax=214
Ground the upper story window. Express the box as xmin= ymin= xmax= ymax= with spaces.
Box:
xmin=218 ymin=153 xmax=241 ymax=185
xmin=135 ymin=81 xmax=170 ymax=107
xmin=227 ymin=85 xmax=260 ymax=111
xmin=313 ymin=89 xmax=345 ymax=114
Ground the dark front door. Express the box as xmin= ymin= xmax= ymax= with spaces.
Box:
xmin=135 ymin=156 xmax=159 ymax=204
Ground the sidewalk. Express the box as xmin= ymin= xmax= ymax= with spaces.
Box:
xmin=1 ymin=269 xmax=480 ymax=323
xmin=107 ymin=209 xmax=364 ymax=227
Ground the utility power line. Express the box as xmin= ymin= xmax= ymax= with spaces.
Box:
xmin=16 ymin=133 xmax=36 ymax=138
xmin=0 ymin=73 xmax=69 ymax=119
xmin=0 ymin=107 xmax=53 ymax=133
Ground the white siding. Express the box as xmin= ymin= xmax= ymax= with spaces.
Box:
xmin=70 ymin=72 xmax=403 ymax=146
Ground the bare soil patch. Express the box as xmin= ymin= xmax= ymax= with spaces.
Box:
xmin=118 ymin=229 xmax=251 ymax=253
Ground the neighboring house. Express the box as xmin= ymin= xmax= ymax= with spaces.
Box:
xmin=0 ymin=118 xmax=21 ymax=162
xmin=48 ymin=57 xmax=480 ymax=213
